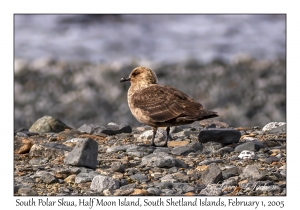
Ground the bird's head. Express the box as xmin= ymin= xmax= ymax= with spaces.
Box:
xmin=120 ymin=66 xmax=158 ymax=85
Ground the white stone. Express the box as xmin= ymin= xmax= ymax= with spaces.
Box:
xmin=262 ymin=122 xmax=286 ymax=132
xmin=238 ymin=150 xmax=256 ymax=159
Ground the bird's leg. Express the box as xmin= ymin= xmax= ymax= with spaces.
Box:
xmin=160 ymin=126 xmax=170 ymax=147
xmin=150 ymin=127 xmax=157 ymax=146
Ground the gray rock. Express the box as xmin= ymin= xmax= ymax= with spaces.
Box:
xmin=147 ymin=187 xmax=162 ymax=195
xmin=234 ymin=141 xmax=265 ymax=152
xmin=198 ymin=129 xmax=241 ymax=144
xmin=160 ymin=174 xmax=177 ymax=183
xmin=201 ymin=141 xmax=223 ymax=155
xmin=15 ymin=176 xmax=35 ymax=184
xmin=141 ymin=152 xmax=175 ymax=168
xmin=266 ymin=172 xmax=285 ymax=181
xmin=29 ymin=143 xmax=72 ymax=158
xmin=75 ymin=171 xmax=100 ymax=183
xmin=64 ymin=138 xmax=98 ymax=169
xmin=29 ymin=157 xmax=48 ymax=165
xmin=240 ymin=165 xmax=266 ymax=182
xmin=18 ymin=188 xmax=38 ymax=196
xmin=30 ymin=171 xmax=49 ymax=179
xmin=137 ymin=129 xmax=167 ymax=144
xmin=262 ymin=122 xmax=286 ymax=134
xmin=213 ymin=146 xmax=234 ymax=156
xmin=280 ymin=170 xmax=286 ymax=177
xmin=126 ymin=145 xmax=155 ymax=157
xmin=158 ymin=181 xmax=174 ymax=188
xmin=153 ymin=147 xmax=171 ymax=154
xmin=106 ymin=145 xmax=131 ymax=153
xmin=77 ymin=124 xmax=102 ymax=134
xmin=171 ymin=142 xmax=202 ymax=156
xmin=114 ymin=188 xmax=134 ymax=196
xmin=172 ymin=172 xmax=189 ymax=182
xmin=120 ymin=183 xmax=136 ymax=190
xmin=201 ymin=163 xmax=223 ymax=185
xmin=111 ymin=162 xmax=125 ymax=172
xmin=170 ymin=126 xmax=184 ymax=134
xmin=199 ymin=158 xmax=224 ymax=165
xmin=200 ymin=184 xmax=222 ymax=196
xmin=222 ymin=166 xmax=238 ymax=179
xmin=222 ymin=176 xmax=238 ymax=187
xmin=125 ymin=168 xmax=138 ymax=176
xmin=129 ymin=174 xmax=148 ymax=183
xmin=265 ymin=156 xmax=280 ymax=164
xmin=70 ymin=167 xmax=81 ymax=174
xmin=168 ymin=167 xmax=179 ymax=173
xmin=29 ymin=115 xmax=71 ymax=133
xmin=52 ymin=167 xmax=72 ymax=179
xmin=173 ymin=183 xmax=195 ymax=193
xmin=161 ymin=189 xmax=177 ymax=195
xmin=175 ymin=159 xmax=188 ymax=168
xmin=78 ymin=123 xmax=132 ymax=135
xmin=40 ymin=172 xmax=57 ymax=184
xmin=90 ymin=175 xmax=120 ymax=192
xmin=255 ymin=185 xmax=282 ymax=194
xmin=172 ymin=130 xmax=196 ymax=139
xmin=243 ymin=137 xmax=259 ymax=141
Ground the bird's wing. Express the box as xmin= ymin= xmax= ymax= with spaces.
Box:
xmin=132 ymin=85 xmax=203 ymax=122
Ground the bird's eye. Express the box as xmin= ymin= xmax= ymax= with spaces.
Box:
xmin=132 ymin=71 xmax=139 ymax=76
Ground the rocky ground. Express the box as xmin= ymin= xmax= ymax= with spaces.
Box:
xmin=14 ymin=116 xmax=286 ymax=196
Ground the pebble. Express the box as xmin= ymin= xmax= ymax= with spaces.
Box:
xmin=200 ymin=184 xmax=223 ymax=196
xmin=75 ymin=171 xmax=100 ymax=183
xmin=90 ymin=175 xmax=120 ymax=192
xmin=141 ymin=152 xmax=175 ymax=168
xmin=14 ymin=117 xmax=286 ymax=196
xmin=111 ymin=162 xmax=125 ymax=172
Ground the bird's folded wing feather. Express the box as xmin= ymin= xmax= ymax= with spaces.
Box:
xmin=132 ymin=85 xmax=203 ymax=122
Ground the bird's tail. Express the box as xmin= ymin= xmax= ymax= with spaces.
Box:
xmin=196 ymin=110 xmax=218 ymax=121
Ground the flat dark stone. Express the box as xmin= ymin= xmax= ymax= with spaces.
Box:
xmin=78 ymin=123 xmax=132 ymax=135
xmin=234 ymin=141 xmax=265 ymax=152
xmin=198 ymin=129 xmax=241 ymax=144
xmin=265 ymin=156 xmax=280 ymax=164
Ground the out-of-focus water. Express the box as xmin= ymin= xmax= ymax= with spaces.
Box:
xmin=14 ymin=14 xmax=286 ymax=64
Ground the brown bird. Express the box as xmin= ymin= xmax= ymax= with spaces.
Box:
xmin=120 ymin=66 xmax=218 ymax=147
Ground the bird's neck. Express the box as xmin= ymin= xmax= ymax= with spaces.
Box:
xmin=129 ymin=82 xmax=152 ymax=93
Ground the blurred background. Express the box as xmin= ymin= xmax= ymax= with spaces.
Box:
xmin=14 ymin=14 xmax=286 ymax=129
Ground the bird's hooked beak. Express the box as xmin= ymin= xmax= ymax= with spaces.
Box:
xmin=120 ymin=77 xmax=131 ymax=83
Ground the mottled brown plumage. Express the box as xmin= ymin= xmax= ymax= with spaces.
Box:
xmin=120 ymin=66 xmax=218 ymax=147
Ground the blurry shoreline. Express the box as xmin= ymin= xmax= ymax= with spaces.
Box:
xmin=14 ymin=14 xmax=286 ymax=64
